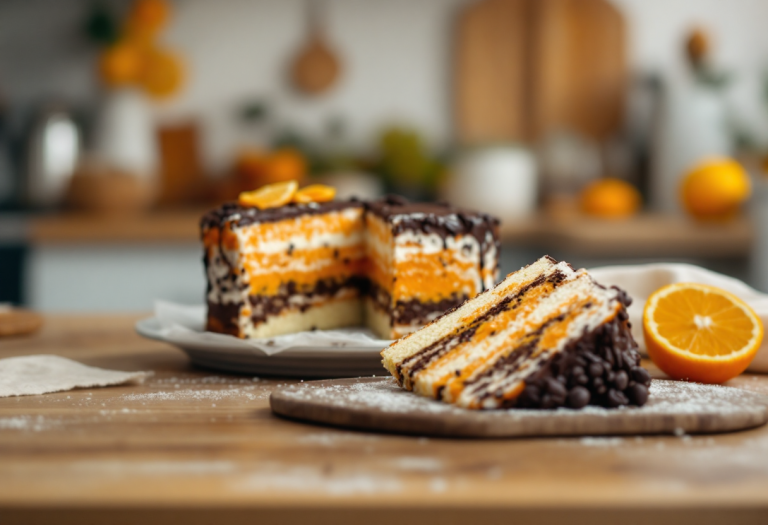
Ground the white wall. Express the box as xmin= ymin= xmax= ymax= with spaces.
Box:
xmin=613 ymin=0 xmax=768 ymax=141
xmin=27 ymin=244 xmax=205 ymax=311
xmin=158 ymin=0 xmax=463 ymax=171
xmin=2 ymin=0 xmax=768 ymax=169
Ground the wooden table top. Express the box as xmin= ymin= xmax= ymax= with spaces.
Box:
xmin=2 ymin=315 xmax=768 ymax=525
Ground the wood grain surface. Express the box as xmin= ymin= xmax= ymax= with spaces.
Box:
xmin=454 ymin=0 xmax=626 ymax=143
xmin=529 ymin=0 xmax=626 ymax=141
xmin=270 ymin=377 xmax=768 ymax=438
xmin=455 ymin=0 xmax=530 ymax=143
xmin=0 ymin=309 xmax=43 ymax=337
xmin=2 ymin=315 xmax=768 ymax=525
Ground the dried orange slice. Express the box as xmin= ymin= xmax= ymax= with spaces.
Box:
xmin=238 ymin=181 xmax=298 ymax=209
xmin=643 ymin=283 xmax=763 ymax=383
xmin=293 ymin=184 xmax=336 ymax=204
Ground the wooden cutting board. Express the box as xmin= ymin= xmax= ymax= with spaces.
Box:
xmin=530 ymin=0 xmax=626 ymax=141
xmin=271 ymin=377 xmax=768 ymax=438
xmin=455 ymin=0 xmax=531 ymax=144
xmin=454 ymin=0 xmax=626 ymax=143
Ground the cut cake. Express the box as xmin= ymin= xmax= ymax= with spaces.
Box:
xmin=381 ymin=256 xmax=652 ymax=409
xmin=201 ymin=195 xmax=499 ymax=340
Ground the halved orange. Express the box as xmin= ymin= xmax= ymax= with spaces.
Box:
xmin=238 ymin=181 xmax=298 ymax=209
xmin=643 ymin=283 xmax=763 ymax=383
xmin=293 ymin=184 xmax=336 ymax=204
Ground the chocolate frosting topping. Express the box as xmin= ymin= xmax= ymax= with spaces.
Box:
xmin=201 ymin=195 xmax=501 ymax=257
xmin=367 ymin=195 xmax=500 ymax=253
xmin=200 ymin=199 xmax=364 ymax=231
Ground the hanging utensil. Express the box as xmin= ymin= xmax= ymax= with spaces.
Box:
xmin=290 ymin=0 xmax=341 ymax=96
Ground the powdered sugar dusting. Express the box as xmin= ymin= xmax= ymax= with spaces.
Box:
xmin=0 ymin=416 xmax=58 ymax=432
xmin=120 ymin=387 xmax=268 ymax=403
xmin=281 ymin=378 xmax=766 ymax=418
xmin=276 ymin=378 xmax=768 ymax=436
xmin=282 ymin=379 xmax=455 ymax=414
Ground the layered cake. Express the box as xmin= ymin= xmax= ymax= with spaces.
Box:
xmin=381 ymin=256 xmax=652 ymax=409
xmin=366 ymin=195 xmax=499 ymax=338
xmin=201 ymin=186 xmax=499 ymax=340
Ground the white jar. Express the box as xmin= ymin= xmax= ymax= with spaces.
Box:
xmin=93 ymin=88 xmax=158 ymax=178
xmin=444 ymin=145 xmax=537 ymax=220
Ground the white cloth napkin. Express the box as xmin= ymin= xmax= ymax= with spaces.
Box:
xmin=590 ymin=263 xmax=768 ymax=372
xmin=0 ymin=355 xmax=152 ymax=398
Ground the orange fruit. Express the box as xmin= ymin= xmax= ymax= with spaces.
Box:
xmin=294 ymin=184 xmax=336 ymax=204
xmin=137 ymin=47 xmax=184 ymax=99
xmin=643 ymin=283 xmax=763 ymax=383
xmin=680 ymin=158 xmax=751 ymax=221
xmin=580 ymin=178 xmax=641 ymax=219
xmin=129 ymin=0 xmax=170 ymax=34
xmin=238 ymin=181 xmax=298 ymax=209
xmin=99 ymin=42 xmax=143 ymax=86
xmin=262 ymin=149 xmax=306 ymax=184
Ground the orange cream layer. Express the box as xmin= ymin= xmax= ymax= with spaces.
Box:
xmin=204 ymin=209 xmax=364 ymax=253
xmin=243 ymin=253 xmax=366 ymax=296
xmin=239 ymin=210 xmax=364 ymax=248
xmin=428 ymin=281 xmax=564 ymax=399
xmin=440 ymin=298 xmax=595 ymax=403
xmin=241 ymin=243 xmax=365 ymax=295
xmin=441 ymin=298 xmax=620 ymax=406
xmin=393 ymin=250 xmax=479 ymax=303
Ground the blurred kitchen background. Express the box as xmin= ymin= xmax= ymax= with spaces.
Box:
xmin=2 ymin=0 xmax=768 ymax=312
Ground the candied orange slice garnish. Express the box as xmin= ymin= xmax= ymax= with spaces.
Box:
xmin=238 ymin=181 xmax=298 ymax=209
xmin=293 ymin=184 xmax=336 ymax=204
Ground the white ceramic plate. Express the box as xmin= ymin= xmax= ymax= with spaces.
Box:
xmin=135 ymin=316 xmax=391 ymax=378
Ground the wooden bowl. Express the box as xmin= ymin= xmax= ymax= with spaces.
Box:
xmin=66 ymin=166 xmax=157 ymax=215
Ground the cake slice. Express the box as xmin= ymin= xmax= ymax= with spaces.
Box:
xmin=381 ymin=256 xmax=652 ymax=409
xmin=365 ymin=195 xmax=499 ymax=339
xmin=202 ymin=199 xmax=367 ymax=338
xmin=201 ymin=189 xmax=500 ymax=340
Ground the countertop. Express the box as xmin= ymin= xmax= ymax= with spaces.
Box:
xmin=1 ymin=315 xmax=768 ymax=524
xmin=16 ymin=208 xmax=754 ymax=258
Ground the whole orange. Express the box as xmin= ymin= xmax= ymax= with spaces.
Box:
xmin=137 ymin=47 xmax=184 ymax=99
xmin=129 ymin=0 xmax=170 ymax=34
xmin=263 ymin=149 xmax=307 ymax=184
xmin=99 ymin=42 xmax=143 ymax=86
xmin=580 ymin=178 xmax=641 ymax=219
xmin=680 ymin=158 xmax=751 ymax=221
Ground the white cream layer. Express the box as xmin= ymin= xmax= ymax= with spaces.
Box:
xmin=236 ymin=207 xmax=364 ymax=255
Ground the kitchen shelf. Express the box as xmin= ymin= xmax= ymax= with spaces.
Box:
xmin=25 ymin=208 xmax=754 ymax=258
xmin=499 ymin=211 xmax=753 ymax=258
